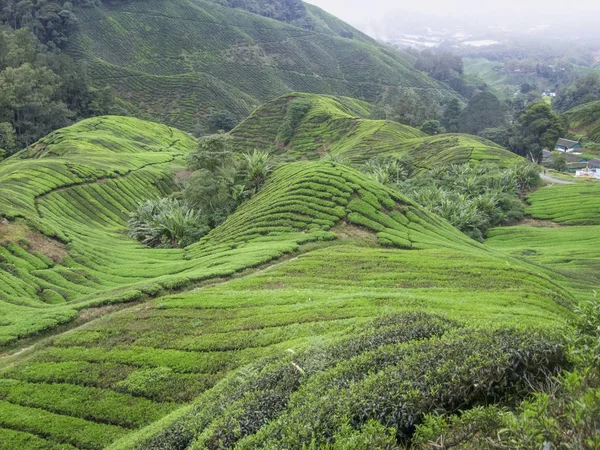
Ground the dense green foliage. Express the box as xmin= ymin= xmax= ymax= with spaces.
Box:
xmin=413 ymin=49 xmax=483 ymax=99
xmin=127 ymin=198 xmax=208 ymax=248
xmin=554 ymin=72 xmax=600 ymax=113
xmin=440 ymin=98 xmax=463 ymax=133
xmin=137 ymin=318 xmax=566 ymax=449
xmin=458 ymin=91 xmax=507 ymax=134
xmin=509 ymin=101 xmax=563 ymax=162
xmin=412 ymin=302 xmax=600 ymax=450
xmin=398 ymin=163 xmax=540 ymax=240
xmin=231 ymin=93 xmax=522 ymax=169
xmin=0 ymin=0 xmax=79 ymax=49
xmin=370 ymin=86 xmax=441 ymax=128
xmin=65 ymin=0 xmax=456 ymax=133
xmin=0 ymin=27 xmax=112 ymax=151
xmin=563 ymin=100 xmax=600 ymax=144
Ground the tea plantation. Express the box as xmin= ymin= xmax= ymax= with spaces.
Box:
xmin=525 ymin=182 xmax=600 ymax=225
xmin=67 ymin=0 xmax=458 ymax=132
xmin=563 ymin=99 xmax=600 ymax=144
xmin=0 ymin=112 xmax=597 ymax=449
xmin=231 ymin=93 xmax=522 ymax=167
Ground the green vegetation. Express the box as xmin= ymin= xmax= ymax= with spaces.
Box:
xmin=0 ymin=27 xmax=113 ymax=152
xmin=231 ymin=93 xmax=522 ymax=168
xmin=399 ymin=163 xmax=540 ymax=240
xmin=2 ymin=98 xmax=600 ymax=448
xmin=563 ymin=99 xmax=600 ymax=144
xmin=526 ymin=183 xmax=600 ymax=225
xmin=66 ymin=0 xmax=458 ymax=133
xmin=127 ymin=198 xmax=208 ymax=248
xmin=458 ymin=91 xmax=507 ymax=134
xmin=554 ymin=72 xmax=600 ymax=113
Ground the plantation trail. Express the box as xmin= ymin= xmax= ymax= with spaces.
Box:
xmin=540 ymin=173 xmax=575 ymax=185
xmin=0 ymin=246 xmax=307 ymax=368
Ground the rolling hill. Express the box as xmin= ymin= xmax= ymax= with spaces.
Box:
xmin=563 ymin=100 xmax=600 ymax=144
xmin=67 ymin=0 xmax=459 ymax=132
xmin=0 ymin=115 xmax=578 ymax=449
xmin=231 ymin=93 xmax=523 ymax=167
xmin=0 ymin=113 xmax=513 ymax=347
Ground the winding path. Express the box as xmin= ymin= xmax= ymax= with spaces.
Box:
xmin=540 ymin=173 xmax=575 ymax=185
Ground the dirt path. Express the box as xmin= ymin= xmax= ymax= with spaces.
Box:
xmin=540 ymin=173 xmax=575 ymax=185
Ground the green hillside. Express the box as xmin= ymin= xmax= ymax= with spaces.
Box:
xmin=526 ymin=183 xmax=600 ymax=225
xmin=1 ymin=113 xmax=521 ymax=347
xmin=231 ymin=93 xmax=522 ymax=167
xmin=0 ymin=116 xmax=579 ymax=449
xmin=68 ymin=0 xmax=457 ymax=132
xmin=563 ymin=100 xmax=600 ymax=143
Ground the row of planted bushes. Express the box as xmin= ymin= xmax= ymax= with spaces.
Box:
xmin=135 ymin=312 xmax=568 ymax=449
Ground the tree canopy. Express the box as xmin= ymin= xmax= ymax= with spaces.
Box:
xmin=510 ymin=101 xmax=563 ymax=162
xmin=458 ymin=92 xmax=507 ymax=135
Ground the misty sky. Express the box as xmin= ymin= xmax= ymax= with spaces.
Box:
xmin=305 ymin=0 xmax=600 ymax=27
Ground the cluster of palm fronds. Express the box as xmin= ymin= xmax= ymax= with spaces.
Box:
xmin=127 ymin=198 xmax=209 ymax=248
xmin=362 ymin=158 xmax=541 ymax=241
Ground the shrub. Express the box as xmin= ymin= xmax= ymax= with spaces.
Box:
xmin=412 ymin=302 xmax=600 ymax=450
xmin=210 ymin=109 xmax=238 ymax=132
xmin=127 ymin=198 xmax=209 ymax=248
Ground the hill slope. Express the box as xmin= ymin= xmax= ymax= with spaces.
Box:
xmin=68 ymin=0 xmax=458 ymax=132
xmin=0 ymin=116 xmax=586 ymax=449
xmin=563 ymin=100 xmax=600 ymax=144
xmin=231 ymin=93 xmax=523 ymax=167
xmin=0 ymin=114 xmax=512 ymax=346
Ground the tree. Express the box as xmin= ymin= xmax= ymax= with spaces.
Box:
xmin=187 ymin=134 xmax=234 ymax=172
xmin=479 ymin=126 xmax=512 ymax=148
xmin=510 ymin=102 xmax=563 ymax=163
xmin=520 ymin=83 xmax=534 ymax=94
xmin=0 ymin=63 xmax=72 ymax=148
xmin=420 ymin=120 xmax=443 ymax=135
xmin=441 ymin=99 xmax=462 ymax=133
xmin=554 ymin=73 xmax=600 ymax=112
xmin=210 ymin=109 xmax=238 ymax=132
xmin=0 ymin=122 xmax=17 ymax=154
xmin=373 ymin=87 xmax=440 ymax=128
xmin=241 ymin=149 xmax=272 ymax=193
xmin=550 ymin=152 xmax=568 ymax=172
xmin=458 ymin=92 xmax=507 ymax=135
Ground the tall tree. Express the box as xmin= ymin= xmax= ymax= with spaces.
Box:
xmin=510 ymin=101 xmax=563 ymax=163
xmin=458 ymin=92 xmax=507 ymax=135
xmin=441 ymin=98 xmax=462 ymax=133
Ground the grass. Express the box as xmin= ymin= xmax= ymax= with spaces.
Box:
xmin=68 ymin=0 xmax=457 ymax=132
xmin=231 ymin=93 xmax=522 ymax=168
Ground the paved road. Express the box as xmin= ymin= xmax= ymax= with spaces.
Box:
xmin=540 ymin=173 xmax=575 ymax=185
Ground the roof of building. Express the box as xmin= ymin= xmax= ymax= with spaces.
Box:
xmin=556 ymin=138 xmax=580 ymax=147
xmin=588 ymin=158 xmax=600 ymax=168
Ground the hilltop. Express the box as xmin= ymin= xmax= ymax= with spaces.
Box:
xmin=67 ymin=0 xmax=458 ymax=132
xmin=231 ymin=93 xmax=523 ymax=167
